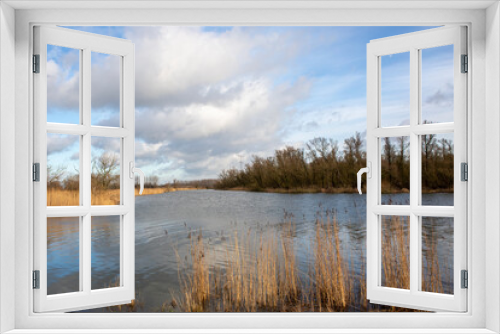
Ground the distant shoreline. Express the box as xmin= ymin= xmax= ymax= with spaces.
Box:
xmin=214 ymin=186 xmax=454 ymax=195
xmin=137 ymin=187 xmax=206 ymax=196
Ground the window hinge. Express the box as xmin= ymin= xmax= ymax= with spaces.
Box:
xmin=461 ymin=162 xmax=468 ymax=181
xmin=461 ymin=54 xmax=468 ymax=73
xmin=33 ymin=270 xmax=40 ymax=289
xmin=33 ymin=54 xmax=40 ymax=73
xmin=33 ymin=163 xmax=40 ymax=182
xmin=461 ymin=270 xmax=468 ymax=289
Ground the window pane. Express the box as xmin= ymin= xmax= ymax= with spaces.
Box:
xmin=47 ymin=217 xmax=80 ymax=295
xmin=47 ymin=45 xmax=80 ymax=124
xmin=47 ymin=133 xmax=80 ymax=206
xmin=421 ymin=217 xmax=454 ymax=295
xmin=421 ymin=133 xmax=454 ymax=205
xmin=91 ymin=137 xmax=121 ymax=205
xmin=381 ymin=215 xmax=410 ymax=290
xmin=380 ymin=52 xmax=410 ymax=128
xmin=421 ymin=45 xmax=454 ymax=124
xmin=91 ymin=52 xmax=121 ymax=127
xmin=92 ymin=216 xmax=121 ymax=290
xmin=381 ymin=136 xmax=410 ymax=205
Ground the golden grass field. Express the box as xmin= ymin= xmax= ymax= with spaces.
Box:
xmin=47 ymin=187 xmax=196 ymax=206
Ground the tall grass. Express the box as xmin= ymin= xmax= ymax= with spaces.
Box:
xmin=47 ymin=187 xmax=187 ymax=206
xmin=381 ymin=216 xmax=410 ymax=290
xmin=106 ymin=277 xmax=145 ymax=312
xmin=168 ymin=215 xmax=447 ymax=312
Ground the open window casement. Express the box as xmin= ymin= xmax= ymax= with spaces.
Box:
xmin=361 ymin=26 xmax=467 ymax=312
xmin=33 ymin=26 xmax=141 ymax=312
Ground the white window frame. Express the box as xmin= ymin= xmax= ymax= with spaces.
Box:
xmin=33 ymin=25 xmax=136 ymax=313
xmin=1 ymin=1 xmax=499 ymax=333
xmin=365 ymin=26 xmax=468 ymax=312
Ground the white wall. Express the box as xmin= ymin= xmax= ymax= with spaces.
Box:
xmin=0 ymin=2 xmax=16 ymax=333
xmin=486 ymin=2 xmax=500 ymax=333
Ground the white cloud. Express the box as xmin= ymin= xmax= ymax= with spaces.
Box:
xmin=91 ymin=53 xmax=121 ymax=111
xmin=126 ymin=26 xmax=302 ymax=109
xmin=121 ymin=27 xmax=313 ymax=181
xmin=48 ymin=27 xmax=318 ymax=181
xmin=47 ymin=134 xmax=78 ymax=155
xmin=133 ymin=75 xmax=311 ymax=181
xmin=136 ymin=77 xmax=310 ymax=142
xmin=47 ymin=59 xmax=79 ymax=112
xmin=421 ymin=58 xmax=454 ymax=123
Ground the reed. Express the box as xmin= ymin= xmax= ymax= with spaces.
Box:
xmin=381 ymin=216 xmax=410 ymax=290
xmin=170 ymin=215 xmax=448 ymax=312
xmin=47 ymin=187 xmax=180 ymax=206
xmin=106 ymin=277 xmax=145 ymax=312
xmin=172 ymin=231 xmax=211 ymax=312
xmin=314 ymin=216 xmax=347 ymax=311
xmin=47 ymin=188 xmax=80 ymax=206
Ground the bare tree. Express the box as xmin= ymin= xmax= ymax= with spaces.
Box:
xmin=144 ymin=175 xmax=159 ymax=188
xmin=383 ymin=137 xmax=395 ymax=192
xmin=92 ymin=153 xmax=120 ymax=190
xmin=47 ymin=165 xmax=66 ymax=189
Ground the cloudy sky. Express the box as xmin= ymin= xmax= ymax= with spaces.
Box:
xmin=46 ymin=26 xmax=454 ymax=182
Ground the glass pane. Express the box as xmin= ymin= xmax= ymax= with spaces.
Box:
xmin=47 ymin=217 xmax=80 ymax=295
xmin=47 ymin=45 xmax=80 ymax=124
xmin=91 ymin=52 xmax=121 ymax=127
xmin=92 ymin=216 xmax=121 ymax=290
xmin=381 ymin=215 xmax=410 ymax=290
xmin=421 ymin=217 xmax=454 ymax=295
xmin=421 ymin=133 xmax=454 ymax=205
xmin=47 ymin=133 xmax=80 ymax=206
xmin=421 ymin=45 xmax=454 ymax=124
xmin=380 ymin=52 xmax=410 ymax=128
xmin=381 ymin=136 xmax=410 ymax=205
xmin=91 ymin=137 xmax=121 ymax=205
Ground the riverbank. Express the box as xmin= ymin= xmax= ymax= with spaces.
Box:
xmin=216 ymin=186 xmax=453 ymax=195
xmin=136 ymin=187 xmax=204 ymax=196
xmin=47 ymin=187 xmax=203 ymax=206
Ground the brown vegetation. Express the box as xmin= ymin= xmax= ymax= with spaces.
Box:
xmin=165 ymin=215 xmax=446 ymax=313
xmin=47 ymin=152 xmax=209 ymax=206
xmin=47 ymin=187 xmax=200 ymax=206
xmin=381 ymin=216 xmax=410 ymax=290
xmin=216 ymin=129 xmax=454 ymax=194
xmin=106 ymin=277 xmax=145 ymax=312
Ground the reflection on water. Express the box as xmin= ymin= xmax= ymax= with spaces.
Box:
xmin=91 ymin=216 xmax=121 ymax=290
xmin=422 ymin=216 xmax=454 ymax=295
xmin=47 ymin=190 xmax=454 ymax=311
xmin=47 ymin=217 xmax=80 ymax=295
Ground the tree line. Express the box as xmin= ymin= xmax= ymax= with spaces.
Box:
xmin=47 ymin=153 xmax=122 ymax=193
xmin=47 ymin=131 xmax=454 ymax=194
xmin=215 ymin=132 xmax=454 ymax=193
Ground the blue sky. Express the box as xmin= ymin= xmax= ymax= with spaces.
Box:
xmin=47 ymin=26 xmax=454 ymax=182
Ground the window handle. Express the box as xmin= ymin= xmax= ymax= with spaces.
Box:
xmin=357 ymin=162 xmax=371 ymax=195
xmin=129 ymin=161 xmax=145 ymax=195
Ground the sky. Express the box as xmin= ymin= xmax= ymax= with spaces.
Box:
xmin=46 ymin=26 xmax=454 ymax=182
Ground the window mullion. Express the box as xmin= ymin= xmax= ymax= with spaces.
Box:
xmin=82 ymin=47 xmax=92 ymax=294
xmin=409 ymin=47 xmax=420 ymax=295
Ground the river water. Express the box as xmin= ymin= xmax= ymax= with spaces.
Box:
xmin=46 ymin=190 xmax=454 ymax=312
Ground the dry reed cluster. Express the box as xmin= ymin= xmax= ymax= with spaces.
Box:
xmin=166 ymin=215 xmax=448 ymax=313
xmin=106 ymin=278 xmax=145 ymax=312
xmin=47 ymin=187 xmax=180 ymax=206
xmin=381 ymin=216 xmax=410 ymax=290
